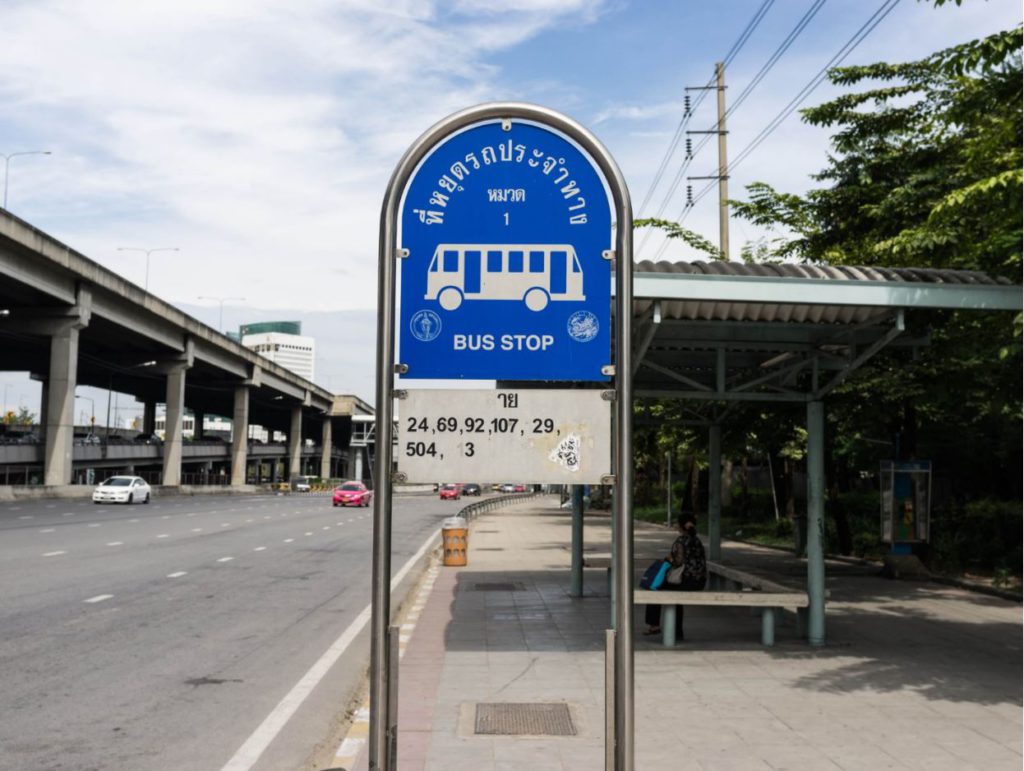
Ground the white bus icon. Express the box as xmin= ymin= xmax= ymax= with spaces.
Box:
xmin=424 ymin=244 xmax=585 ymax=311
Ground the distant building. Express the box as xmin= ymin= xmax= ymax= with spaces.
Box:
xmin=239 ymin=321 xmax=315 ymax=381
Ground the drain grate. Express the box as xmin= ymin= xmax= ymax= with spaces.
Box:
xmin=473 ymin=581 xmax=525 ymax=591
xmin=474 ymin=702 xmax=576 ymax=736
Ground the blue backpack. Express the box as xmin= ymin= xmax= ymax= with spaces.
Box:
xmin=639 ymin=559 xmax=671 ymax=590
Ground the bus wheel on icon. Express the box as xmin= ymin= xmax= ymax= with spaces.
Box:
xmin=438 ymin=287 xmax=463 ymax=311
xmin=524 ymin=288 xmax=550 ymax=311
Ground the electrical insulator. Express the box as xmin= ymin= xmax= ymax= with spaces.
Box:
xmin=683 ymin=94 xmax=691 ymax=117
xmin=686 ymin=185 xmax=694 ymax=207
xmin=685 ymin=138 xmax=693 ymax=160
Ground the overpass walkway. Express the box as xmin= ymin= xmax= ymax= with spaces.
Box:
xmin=334 ymin=497 xmax=1022 ymax=771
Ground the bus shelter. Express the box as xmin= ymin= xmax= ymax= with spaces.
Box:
xmin=568 ymin=258 xmax=1021 ymax=646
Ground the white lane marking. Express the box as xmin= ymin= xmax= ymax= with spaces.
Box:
xmin=283 ymin=538 xmax=294 ymax=543
xmin=129 ymin=519 xmax=139 ymax=523
xmin=87 ymin=523 xmax=101 ymax=528
xmin=245 ymin=518 xmax=254 ymax=523
xmin=264 ymin=516 xmax=271 ymax=520
xmin=84 ymin=594 xmax=113 ymax=603
xmin=167 ymin=571 xmax=187 ymax=578
xmin=253 ymin=546 xmax=266 ymax=552
xmin=46 ymin=504 xmax=56 ymax=508
xmin=191 ymin=528 xmax=203 ymax=533
xmin=39 ymin=528 xmax=55 ymax=533
xmin=187 ymin=512 xmax=196 ymax=517
xmin=162 ymin=515 xmax=170 ymax=519
xmin=43 ymin=550 xmax=66 ymax=557
xmin=221 ymin=523 xmax=230 ymax=528
xmin=157 ymin=534 xmax=169 ymax=539
xmin=18 ymin=515 xmax=33 ymax=520
xmin=217 ymin=557 xmax=234 ymax=563
xmin=63 ymin=512 xmax=76 ymax=516
xmin=218 ymin=526 xmax=440 ymax=771
xmin=322 ymin=526 xmax=331 ymax=531
xmin=304 ymin=532 xmax=313 ymax=536
xmin=107 ymin=541 xmax=124 ymax=546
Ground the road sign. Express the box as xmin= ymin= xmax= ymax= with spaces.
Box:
xmin=399 ymin=120 xmax=613 ymax=381
xmin=396 ymin=388 xmax=611 ymax=483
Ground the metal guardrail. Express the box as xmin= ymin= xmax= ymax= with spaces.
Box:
xmin=458 ymin=492 xmax=545 ymax=522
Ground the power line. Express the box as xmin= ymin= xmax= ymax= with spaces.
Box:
xmin=664 ymin=0 xmax=902 ymax=259
xmin=724 ymin=0 xmax=777 ymax=67
xmin=636 ymin=0 xmax=775 ymax=246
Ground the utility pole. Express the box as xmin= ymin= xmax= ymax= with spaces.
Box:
xmin=686 ymin=61 xmax=730 ymax=261
xmin=715 ymin=61 xmax=729 ymax=261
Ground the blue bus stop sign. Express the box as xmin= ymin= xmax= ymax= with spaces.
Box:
xmin=399 ymin=119 xmax=612 ymax=381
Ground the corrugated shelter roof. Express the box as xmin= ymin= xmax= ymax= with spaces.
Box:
xmin=633 ymin=260 xmax=1016 ymax=325
xmin=627 ymin=260 xmax=1020 ymax=403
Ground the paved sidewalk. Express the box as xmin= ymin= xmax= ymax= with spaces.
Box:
xmin=343 ymin=497 xmax=1022 ymax=770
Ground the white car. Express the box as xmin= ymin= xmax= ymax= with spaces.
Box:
xmin=92 ymin=476 xmax=152 ymax=504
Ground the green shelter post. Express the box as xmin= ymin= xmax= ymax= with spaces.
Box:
xmin=708 ymin=423 xmax=722 ymax=560
xmin=806 ymin=400 xmax=826 ymax=646
xmin=570 ymin=485 xmax=584 ymax=598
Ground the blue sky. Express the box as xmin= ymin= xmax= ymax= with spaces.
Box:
xmin=1 ymin=0 xmax=1020 ymax=409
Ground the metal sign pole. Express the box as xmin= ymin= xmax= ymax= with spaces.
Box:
xmin=370 ymin=102 xmax=632 ymax=770
xmin=612 ymin=184 xmax=634 ymax=771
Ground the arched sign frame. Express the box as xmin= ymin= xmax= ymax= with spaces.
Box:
xmin=371 ymin=102 xmax=635 ymax=770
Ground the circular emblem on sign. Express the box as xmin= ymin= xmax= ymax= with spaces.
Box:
xmin=410 ymin=309 xmax=442 ymax=342
xmin=567 ymin=310 xmax=599 ymax=343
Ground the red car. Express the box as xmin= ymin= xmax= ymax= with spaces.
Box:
xmin=439 ymin=483 xmax=461 ymax=501
xmin=513 ymin=483 xmax=527 ymax=492
xmin=333 ymin=481 xmax=372 ymax=507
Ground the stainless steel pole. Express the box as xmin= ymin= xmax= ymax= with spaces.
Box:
xmin=369 ymin=169 xmax=399 ymax=770
xmin=613 ymin=179 xmax=635 ymax=771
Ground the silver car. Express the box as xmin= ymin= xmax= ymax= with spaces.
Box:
xmin=92 ymin=476 xmax=152 ymax=504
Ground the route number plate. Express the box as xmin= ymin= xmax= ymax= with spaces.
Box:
xmin=396 ymin=389 xmax=611 ymax=484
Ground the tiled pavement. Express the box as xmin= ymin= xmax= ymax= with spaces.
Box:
xmin=340 ymin=497 xmax=1022 ymax=770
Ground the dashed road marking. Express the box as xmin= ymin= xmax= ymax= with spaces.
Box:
xmin=191 ymin=528 xmax=203 ymax=533
xmin=283 ymin=538 xmax=294 ymax=543
xmin=85 ymin=594 xmax=113 ymax=603
xmin=87 ymin=523 xmax=101 ymax=528
xmin=18 ymin=515 xmax=33 ymax=520
xmin=157 ymin=534 xmax=169 ymax=538
xmin=253 ymin=546 xmax=267 ymax=552
xmin=39 ymin=528 xmax=55 ymax=533
xmin=107 ymin=541 xmax=124 ymax=546
xmin=167 ymin=571 xmax=187 ymax=578
xmin=217 ymin=556 xmax=234 ymax=563
xmin=43 ymin=550 xmax=66 ymax=557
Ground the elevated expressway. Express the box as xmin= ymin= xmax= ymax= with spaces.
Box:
xmin=0 ymin=209 xmax=371 ymax=488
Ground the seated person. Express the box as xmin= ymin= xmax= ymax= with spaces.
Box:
xmin=644 ymin=512 xmax=708 ymax=637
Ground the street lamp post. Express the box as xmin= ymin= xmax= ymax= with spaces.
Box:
xmin=1 ymin=150 xmax=51 ymax=209
xmin=198 ymin=296 xmax=246 ymax=332
xmin=117 ymin=247 xmax=179 ymax=291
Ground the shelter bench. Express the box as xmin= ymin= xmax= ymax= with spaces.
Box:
xmin=584 ymin=556 xmax=809 ymax=647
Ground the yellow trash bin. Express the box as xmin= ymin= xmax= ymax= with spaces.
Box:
xmin=442 ymin=516 xmax=468 ymax=567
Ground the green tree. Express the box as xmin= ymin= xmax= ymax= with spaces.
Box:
xmin=731 ymin=18 xmax=1022 ymax=508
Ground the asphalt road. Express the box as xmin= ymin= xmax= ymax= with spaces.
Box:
xmin=0 ymin=489 xmax=472 ymax=771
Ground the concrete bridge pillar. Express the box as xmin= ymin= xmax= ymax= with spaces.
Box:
xmin=230 ymin=386 xmax=249 ymax=486
xmin=143 ymin=401 xmax=156 ymax=435
xmin=320 ymin=417 xmax=332 ymax=480
xmin=161 ymin=363 xmax=189 ymax=486
xmin=43 ymin=323 xmax=82 ymax=486
xmin=157 ymin=339 xmax=195 ymax=487
xmin=193 ymin=410 xmax=205 ymax=440
xmin=288 ymin=406 xmax=302 ymax=479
